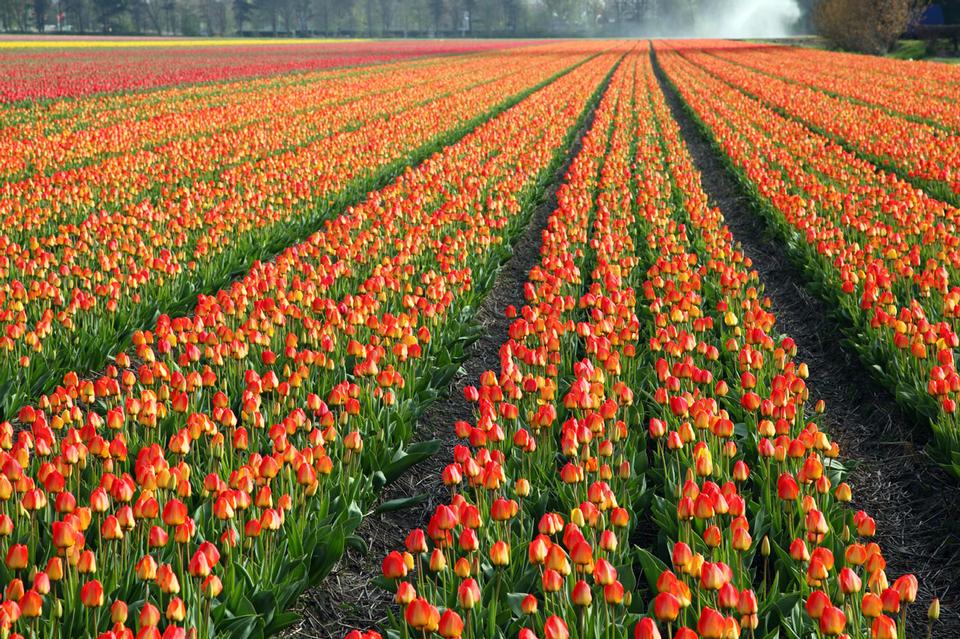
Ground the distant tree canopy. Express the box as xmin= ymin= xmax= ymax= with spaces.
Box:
xmin=0 ymin=0 xmax=949 ymax=44
xmin=813 ymin=0 xmax=930 ymax=53
xmin=0 ymin=0 xmax=806 ymax=36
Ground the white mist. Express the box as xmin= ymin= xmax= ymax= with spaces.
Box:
xmin=696 ymin=0 xmax=802 ymax=38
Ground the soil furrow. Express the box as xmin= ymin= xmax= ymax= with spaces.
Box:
xmin=652 ymin=49 xmax=960 ymax=638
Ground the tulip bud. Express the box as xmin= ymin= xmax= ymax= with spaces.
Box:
xmin=572 ymin=580 xmax=592 ymax=607
xmin=929 ymin=598 xmax=941 ymax=621
xmin=521 ymin=594 xmax=538 ymax=615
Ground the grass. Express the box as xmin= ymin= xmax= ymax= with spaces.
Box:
xmin=889 ymin=39 xmax=960 ymax=64
xmin=745 ymin=36 xmax=960 ymax=64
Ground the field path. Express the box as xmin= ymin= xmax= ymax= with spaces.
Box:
xmin=652 ymin=48 xmax=960 ymax=638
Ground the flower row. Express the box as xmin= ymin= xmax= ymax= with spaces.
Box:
xmin=0 ymin=40 xmax=529 ymax=104
xmin=656 ymin=41 xmax=960 ymax=477
xmin=0 ymin=48 xmax=620 ymax=639
xmin=0 ymin=44 xmax=592 ymax=417
xmin=666 ymin=41 xmax=960 ymax=200
xmin=642 ymin=49 xmax=923 ymax=638
xmin=367 ymin=48 xmax=644 ymax=639
xmin=360 ymin=47 xmax=927 ymax=639
xmin=698 ymin=41 xmax=960 ymax=132
xmin=1 ymin=54 xmax=474 ymax=182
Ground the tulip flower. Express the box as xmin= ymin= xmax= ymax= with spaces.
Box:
xmin=80 ymin=580 xmax=104 ymax=607
xmin=438 ymin=610 xmax=463 ymax=638
xmin=543 ymin=616 xmax=569 ymax=639
xmin=820 ymin=606 xmax=846 ymax=636
xmin=5 ymin=544 xmax=28 ymax=571
xmin=634 ymin=619 xmax=661 ymax=639
xmin=654 ymin=592 xmax=681 ymax=623
xmin=457 ymin=578 xmax=481 ymax=609
xmin=405 ymin=598 xmax=439 ymax=632
xmin=871 ymin=615 xmax=898 ymax=639
xmin=697 ymin=607 xmax=725 ymax=639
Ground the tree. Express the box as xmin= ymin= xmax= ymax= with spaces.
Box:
xmin=428 ymin=0 xmax=441 ymax=33
xmin=377 ymin=0 xmax=391 ymax=34
xmin=233 ymin=0 xmax=252 ymax=31
xmin=503 ymin=0 xmax=519 ymax=31
xmin=33 ymin=0 xmax=47 ymax=29
xmin=814 ymin=0 xmax=930 ymax=53
xmin=93 ymin=0 xmax=127 ymax=31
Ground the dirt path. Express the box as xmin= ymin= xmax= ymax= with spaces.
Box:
xmin=281 ymin=83 xmax=606 ymax=639
xmin=652 ymin=51 xmax=960 ymax=637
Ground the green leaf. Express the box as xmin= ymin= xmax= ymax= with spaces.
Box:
xmin=382 ymin=439 xmax=442 ymax=484
xmin=373 ymin=575 xmax=398 ymax=593
xmin=507 ymin=592 xmax=530 ymax=616
xmin=375 ymin=494 xmax=428 ymax=514
xmin=346 ymin=534 xmax=369 ymax=555
xmin=635 ymin=547 xmax=669 ymax=591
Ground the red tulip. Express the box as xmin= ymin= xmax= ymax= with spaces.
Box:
xmin=634 ymin=619 xmax=661 ymax=639
xmin=572 ymin=580 xmax=592 ymax=607
xmin=697 ymin=607 xmax=725 ymax=639
xmin=382 ymin=551 xmax=407 ymax=579
xmin=80 ymin=580 xmax=104 ymax=607
xmin=893 ymin=574 xmax=918 ymax=603
xmin=161 ymin=499 xmax=188 ymax=527
xmin=5 ymin=544 xmax=27 ymax=570
xmin=820 ymin=606 xmax=846 ymax=636
xmin=652 ymin=588 xmax=680 ymax=622
xmin=202 ymin=575 xmax=223 ymax=599
xmin=438 ymin=610 xmax=463 ymax=638
xmin=404 ymin=598 xmax=439 ymax=632
xmin=457 ymin=578 xmax=481 ymax=609
xmin=871 ymin=616 xmax=898 ymax=639
xmin=140 ymin=603 xmax=161 ymax=628
xmin=165 ymin=597 xmax=186 ymax=622
xmin=19 ymin=590 xmax=42 ymax=618
xmin=111 ymin=601 xmax=128 ymax=625
xmin=543 ymin=616 xmax=569 ymax=639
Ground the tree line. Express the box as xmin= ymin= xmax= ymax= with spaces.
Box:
xmin=0 ymin=0 xmax=813 ymax=38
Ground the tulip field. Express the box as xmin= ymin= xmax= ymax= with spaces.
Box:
xmin=0 ymin=35 xmax=957 ymax=639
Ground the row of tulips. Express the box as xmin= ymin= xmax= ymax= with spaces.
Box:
xmin=360 ymin=47 xmax=929 ymax=639
xmin=2 ymin=47 xmax=566 ymax=237
xmin=661 ymin=41 xmax=960 ymax=202
xmin=366 ymin=48 xmax=645 ymax=639
xmin=0 ymin=47 xmax=623 ymax=639
xmin=0 ymin=54 xmax=488 ymax=182
xmin=695 ymin=42 xmax=960 ymax=132
xmin=0 ymin=39 xmax=529 ymax=104
xmin=0 ymin=43 xmax=596 ymax=417
xmin=654 ymin=41 xmax=960 ymax=477
xmin=641 ymin=51 xmax=926 ymax=638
